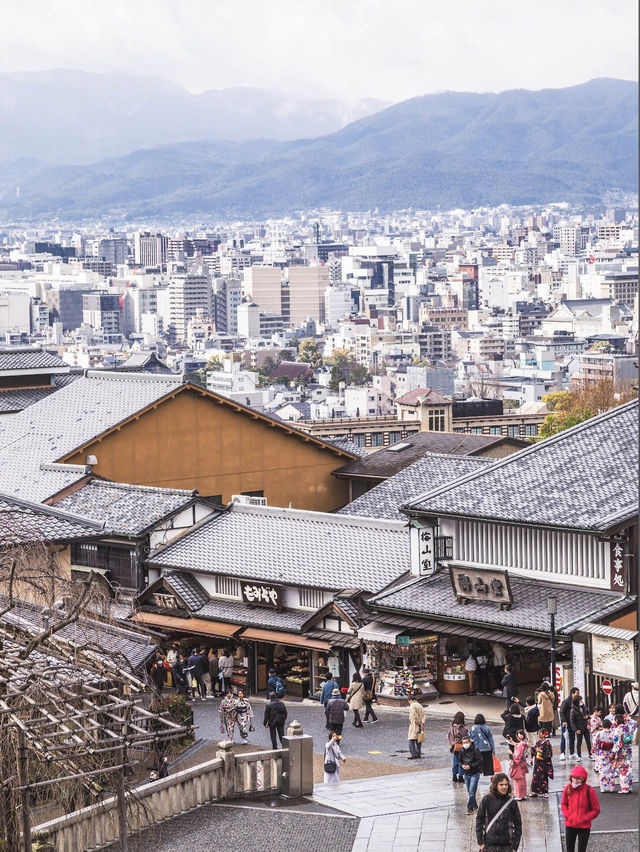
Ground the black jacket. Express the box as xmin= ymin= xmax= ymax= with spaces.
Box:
xmin=476 ymin=793 xmax=522 ymax=848
xmin=263 ymin=698 xmax=288 ymax=728
xmin=459 ymin=743 xmax=482 ymax=776
xmin=524 ymin=705 xmax=540 ymax=733
xmin=501 ymin=671 xmax=517 ymax=700
xmin=560 ymin=696 xmax=573 ymax=725
xmin=569 ymin=703 xmax=588 ymax=734
xmin=501 ymin=710 xmax=525 ymax=740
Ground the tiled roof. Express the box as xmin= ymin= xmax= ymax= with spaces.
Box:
xmin=195 ymin=597 xmax=311 ymax=632
xmin=149 ymin=503 xmax=409 ymax=593
xmin=395 ymin=387 xmax=451 ymax=405
xmin=163 ymin=571 xmax=210 ymax=611
xmin=54 ymin=480 xmax=197 ymax=536
xmin=323 ymin=437 xmax=368 ymax=458
xmin=0 ymin=492 xmax=105 ymax=543
xmin=0 ymin=371 xmax=183 ymax=501
xmin=0 ymin=347 xmax=67 ymax=371
xmin=0 ymin=387 xmax=57 ymax=412
xmin=334 ymin=432 xmax=525 ymax=480
xmin=405 ymin=400 xmax=638 ymax=531
xmin=338 ymin=453 xmax=494 ymax=521
xmin=370 ymin=570 xmax=630 ymax=635
xmin=270 ymin=361 xmax=313 ymax=379
xmin=2 ymin=596 xmax=156 ymax=670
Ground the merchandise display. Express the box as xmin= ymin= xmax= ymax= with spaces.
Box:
xmin=366 ymin=636 xmax=438 ymax=700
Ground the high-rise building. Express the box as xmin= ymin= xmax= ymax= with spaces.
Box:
xmin=134 ymin=232 xmax=167 ymax=267
xmin=168 ymin=273 xmax=212 ymax=341
xmin=82 ymin=293 xmax=122 ymax=343
xmin=242 ymin=266 xmax=283 ymax=316
xmin=95 ymin=238 xmax=128 ymax=265
xmin=288 ymin=265 xmax=329 ymax=327
xmin=213 ymin=276 xmax=241 ymax=335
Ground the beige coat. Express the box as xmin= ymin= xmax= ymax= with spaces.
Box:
xmin=537 ymin=689 xmax=555 ymax=724
xmin=347 ymin=680 xmax=365 ymax=711
xmin=408 ymin=701 xmax=425 ymax=740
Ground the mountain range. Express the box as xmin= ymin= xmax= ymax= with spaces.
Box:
xmin=0 ymin=77 xmax=636 ymax=218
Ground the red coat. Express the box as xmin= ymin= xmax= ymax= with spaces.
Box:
xmin=561 ymin=769 xmax=600 ymax=830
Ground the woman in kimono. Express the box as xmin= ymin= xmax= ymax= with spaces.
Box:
xmin=592 ymin=718 xmax=616 ymax=792
xmin=611 ymin=712 xmax=637 ymax=794
xmin=530 ymin=727 xmax=553 ymax=798
xmin=508 ymin=730 xmax=529 ymax=801
xmin=588 ymin=707 xmax=603 ymax=772
xmin=234 ymin=690 xmax=254 ymax=744
xmin=323 ymin=731 xmax=346 ymax=784
xmin=218 ymin=689 xmax=238 ymax=741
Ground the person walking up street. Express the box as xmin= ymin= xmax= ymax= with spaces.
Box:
xmin=560 ymin=687 xmax=580 ymax=761
xmin=323 ymin=731 xmax=346 ymax=784
xmin=530 ymin=727 xmax=554 ymax=798
xmin=326 ymin=687 xmax=350 ymax=738
xmin=346 ymin=672 xmax=364 ymax=728
xmin=263 ymin=690 xmax=288 ymax=749
xmin=187 ymin=648 xmax=206 ymax=700
xmin=537 ymin=681 xmax=555 ymax=734
xmin=470 ymin=713 xmax=496 ymax=778
xmin=501 ymin=704 xmax=525 ymax=755
xmin=234 ymin=690 xmax=254 ymax=744
xmin=509 ymin=730 xmax=529 ymax=801
xmin=501 ymin=664 xmax=517 ymax=710
xmin=208 ymin=650 xmax=220 ymax=697
xmin=448 ymin=711 xmax=468 ymax=783
xmin=407 ymin=694 xmax=425 ymax=759
xmin=218 ymin=689 xmax=238 ymax=741
xmin=150 ymin=653 xmax=167 ymax=698
xmin=218 ymin=650 xmax=235 ymax=695
xmin=611 ymin=710 xmax=637 ymax=793
xmin=460 ymin=733 xmax=482 ymax=814
xmin=362 ymin=667 xmax=378 ymax=724
xmin=570 ymin=695 xmax=593 ymax=762
xmin=592 ymin=719 xmax=616 ymax=791
xmin=476 ymin=772 xmax=522 ymax=852
xmin=560 ymin=765 xmax=600 ymax=852
xmin=267 ymin=668 xmax=286 ymax=698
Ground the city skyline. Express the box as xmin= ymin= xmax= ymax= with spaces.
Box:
xmin=1 ymin=0 xmax=637 ymax=102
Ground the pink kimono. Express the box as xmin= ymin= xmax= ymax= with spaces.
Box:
xmin=509 ymin=740 xmax=529 ymax=799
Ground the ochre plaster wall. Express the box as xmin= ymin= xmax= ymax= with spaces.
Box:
xmin=63 ymin=390 xmax=350 ymax=511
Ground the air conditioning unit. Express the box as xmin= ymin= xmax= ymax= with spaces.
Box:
xmin=231 ymin=495 xmax=268 ymax=507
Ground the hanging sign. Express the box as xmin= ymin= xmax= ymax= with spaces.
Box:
xmin=572 ymin=642 xmax=586 ymax=699
xmin=241 ymin=582 xmax=284 ymax=609
xmin=410 ymin=522 xmax=436 ymax=577
xmin=448 ymin=565 xmax=513 ymax=608
xmin=609 ymin=537 xmax=626 ymax=592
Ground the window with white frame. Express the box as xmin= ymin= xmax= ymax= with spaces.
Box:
xmin=214 ymin=576 xmax=241 ymax=598
xmin=299 ymin=587 xmax=326 ymax=609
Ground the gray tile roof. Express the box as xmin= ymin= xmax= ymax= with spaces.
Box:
xmin=2 ymin=596 xmax=156 ymax=670
xmin=0 ymin=347 xmax=67 ymax=371
xmin=0 ymin=371 xmax=183 ymax=501
xmin=163 ymin=571 xmax=210 ymax=611
xmin=0 ymin=387 xmax=57 ymax=412
xmin=334 ymin=432 xmax=527 ymax=480
xmin=149 ymin=503 xmax=409 ymax=593
xmin=0 ymin=491 xmax=105 ymax=543
xmin=324 ymin=437 xmax=368 ymax=458
xmin=195 ymin=597 xmax=311 ymax=632
xmin=54 ymin=480 xmax=197 ymax=536
xmin=338 ymin=453 xmax=494 ymax=520
xmin=369 ymin=570 xmax=630 ymax=636
xmin=404 ymin=400 xmax=638 ymax=531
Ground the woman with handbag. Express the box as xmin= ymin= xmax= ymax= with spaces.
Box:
xmin=475 ymin=772 xmax=522 ymax=852
xmin=448 ymin=711 xmax=468 ymax=782
xmin=218 ymin=689 xmax=238 ymax=741
xmin=407 ymin=694 xmax=425 ymax=759
xmin=470 ymin=713 xmax=496 ymax=777
xmin=346 ymin=673 xmax=365 ymax=728
xmin=234 ymin=689 xmax=254 ymax=744
xmin=323 ymin=730 xmax=346 ymax=784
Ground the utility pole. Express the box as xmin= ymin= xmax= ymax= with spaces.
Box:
xmin=17 ymin=728 xmax=32 ymax=852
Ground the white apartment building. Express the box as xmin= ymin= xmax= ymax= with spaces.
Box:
xmin=242 ymin=266 xmax=282 ymax=316
xmin=325 ymin=286 xmax=353 ymax=328
xmin=134 ymin=233 xmax=167 ymax=267
xmin=168 ymin=273 xmax=212 ymax=341
xmin=288 ymin=265 xmax=329 ymax=327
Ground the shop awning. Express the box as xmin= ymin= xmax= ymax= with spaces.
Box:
xmin=357 ymin=622 xmax=401 ymax=644
xmin=305 ymin=629 xmax=360 ymax=650
xmin=131 ymin=612 xmax=242 ymax=639
xmin=574 ymin=621 xmax=638 ymax=642
xmin=371 ymin=612 xmax=567 ymax=652
xmin=240 ymin=627 xmax=331 ymax=651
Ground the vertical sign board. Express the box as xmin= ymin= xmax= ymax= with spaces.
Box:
xmin=410 ymin=522 xmax=436 ymax=577
xmin=610 ymin=537 xmax=626 ymax=592
xmin=572 ymin=642 xmax=586 ymax=699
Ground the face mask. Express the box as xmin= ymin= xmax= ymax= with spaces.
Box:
xmin=571 ymin=779 xmax=583 ymax=789
xmin=462 ymin=743 xmax=471 ymax=749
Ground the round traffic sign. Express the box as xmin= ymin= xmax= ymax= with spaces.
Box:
xmin=601 ymin=679 xmax=613 ymax=695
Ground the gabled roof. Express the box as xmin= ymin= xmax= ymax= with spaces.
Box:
xmin=0 ymin=491 xmax=105 ymax=543
xmin=269 ymin=361 xmax=313 ymax=380
xmin=53 ymin=480 xmax=200 ymax=537
xmin=0 ymin=347 xmax=67 ymax=371
xmin=395 ymin=387 xmax=451 ymax=405
xmin=369 ymin=570 xmax=630 ymax=636
xmin=338 ymin=453 xmax=494 ymax=521
xmin=0 ymin=370 xmax=356 ymax=502
xmin=148 ymin=502 xmax=409 ymax=594
xmin=334 ymin=432 xmax=527 ymax=480
xmin=404 ymin=400 xmax=638 ymax=532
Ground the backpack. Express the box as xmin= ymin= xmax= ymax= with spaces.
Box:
xmin=275 ymin=679 xmax=286 ymax=697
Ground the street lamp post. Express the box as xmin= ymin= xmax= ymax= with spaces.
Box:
xmin=547 ymin=595 xmax=558 ymax=692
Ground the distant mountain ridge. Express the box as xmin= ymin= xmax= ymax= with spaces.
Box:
xmin=0 ymin=78 xmax=636 ymax=217
xmin=0 ymin=69 xmax=389 ymax=163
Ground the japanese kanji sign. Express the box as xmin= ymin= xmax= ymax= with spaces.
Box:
xmin=410 ymin=522 xmax=437 ymax=576
xmin=609 ymin=537 xmax=627 ymax=592
xmin=241 ymin=582 xmax=284 ymax=608
xmin=448 ymin=565 xmax=513 ymax=607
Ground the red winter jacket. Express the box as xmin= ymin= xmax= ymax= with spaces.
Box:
xmin=561 ymin=767 xmax=600 ymax=829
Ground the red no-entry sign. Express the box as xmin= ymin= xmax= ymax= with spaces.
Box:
xmin=601 ymin=679 xmax=613 ymax=695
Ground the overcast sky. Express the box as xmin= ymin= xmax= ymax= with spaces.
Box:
xmin=1 ymin=0 xmax=637 ymax=102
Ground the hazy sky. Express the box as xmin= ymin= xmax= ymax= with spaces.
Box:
xmin=1 ymin=0 xmax=637 ymax=101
